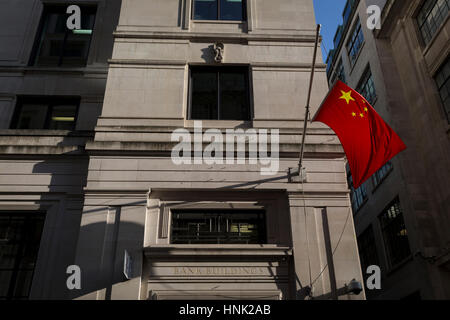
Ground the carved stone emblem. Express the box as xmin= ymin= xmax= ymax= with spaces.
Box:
xmin=213 ymin=42 xmax=224 ymax=63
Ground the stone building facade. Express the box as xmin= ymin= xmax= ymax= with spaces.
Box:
xmin=326 ymin=0 xmax=450 ymax=299
xmin=0 ymin=0 xmax=122 ymax=299
xmin=0 ymin=0 xmax=364 ymax=300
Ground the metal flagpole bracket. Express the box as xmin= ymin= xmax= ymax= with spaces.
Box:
xmin=288 ymin=167 xmax=307 ymax=183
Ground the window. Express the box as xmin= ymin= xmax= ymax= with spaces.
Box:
xmin=346 ymin=18 xmax=364 ymax=66
xmin=31 ymin=5 xmax=96 ymax=66
xmin=0 ymin=213 xmax=45 ymax=300
xmin=372 ymin=161 xmax=393 ymax=189
xmin=333 ymin=25 xmax=343 ymax=50
xmin=171 ymin=210 xmax=266 ymax=244
xmin=331 ymin=59 xmax=346 ymax=85
xmin=10 ymin=97 xmax=79 ymax=130
xmin=336 ymin=59 xmax=346 ymax=84
xmin=342 ymin=0 xmax=355 ymax=27
xmin=358 ymin=226 xmax=380 ymax=284
xmin=434 ymin=57 xmax=450 ymax=123
xmin=357 ymin=66 xmax=377 ymax=105
xmin=193 ymin=0 xmax=246 ymax=21
xmin=417 ymin=0 xmax=449 ymax=45
xmin=379 ymin=199 xmax=411 ymax=268
xmin=189 ymin=66 xmax=251 ymax=120
xmin=347 ymin=164 xmax=368 ymax=213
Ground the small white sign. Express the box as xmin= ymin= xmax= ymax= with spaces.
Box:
xmin=124 ymin=250 xmax=132 ymax=280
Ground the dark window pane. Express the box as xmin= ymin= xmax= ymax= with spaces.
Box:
xmin=48 ymin=104 xmax=77 ymax=130
xmin=434 ymin=58 xmax=450 ymax=123
xmin=33 ymin=6 xmax=96 ymax=67
xmin=61 ymin=11 xmax=96 ymax=66
xmin=330 ymin=58 xmax=346 ymax=85
xmin=193 ymin=0 xmax=218 ymax=20
xmin=35 ymin=12 xmax=66 ymax=66
xmin=346 ymin=18 xmax=364 ymax=66
xmin=190 ymin=67 xmax=250 ymax=120
xmin=0 ymin=272 xmax=14 ymax=297
xmin=11 ymin=98 xmax=79 ymax=130
xmin=358 ymin=226 xmax=380 ymax=298
xmin=191 ymin=71 xmax=218 ymax=120
xmin=220 ymin=0 xmax=244 ymax=21
xmin=61 ymin=34 xmax=91 ymax=66
xmin=372 ymin=161 xmax=393 ymax=188
xmin=417 ymin=0 xmax=450 ymax=45
xmin=379 ymin=199 xmax=411 ymax=268
xmin=80 ymin=10 xmax=97 ymax=30
xmin=346 ymin=163 xmax=367 ymax=213
xmin=358 ymin=227 xmax=380 ymax=273
xmin=193 ymin=0 xmax=245 ymax=21
xmin=0 ymin=213 xmax=45 ymax=300
xmin=171 ymin=210 xmax=266 ymax=244
xmin=336 ymin=59 xmax=346 ymax=83
xmin=357 ymin=66 xmax=377 ymax=105
xmin=15 ymin=104 xmax=48 ymax=129
xmin=220 ymin=71 xmax=249 ymax=120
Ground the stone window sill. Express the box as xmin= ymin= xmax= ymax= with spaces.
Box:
xmin=193 ymin=20 xmax=246 ymax=24
xmin=184 ymin=120 xmax=253 ymax=129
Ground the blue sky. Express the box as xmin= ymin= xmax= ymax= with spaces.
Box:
xmin=313 ymin=0 xmax=348 ymax=62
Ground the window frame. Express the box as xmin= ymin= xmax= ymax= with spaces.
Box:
xmin=346 ymin=164 xmax=368 ymax=214
xmin=356 ymin=65 xmax=377 ymax=106
xmin=192 ymin=0 xmax=247 ymax=21
xmin=357 ymin=225 xmax=380 ymax=283
xmin=335 ymin=59 xmax=346 ymax=84
xmin=0 ymin=211 xmax=46 ymax=300
xmin=10 ymin=96 xmax=80 ymax=131
xmin=29 ymin=4 xmax=97 ymax=67
xmin=416 ymin=0 xmax=450 ymax=46
xmin=434 ymin=57 xmax=450 ymax=123
xmin=330 ymin=58 xmax=346 ymax=85
xmin=188 ymin=65 xmax=252 ymax=121
xmin=170 ymin=209 xmax=267 ymax=245
xmin=346 ymin=17 xmax=365 ymax=67
xmin=372 ymin=161 xmax=393 ymax=191
xmin=378 ymin=198 xmax=412 ymax=269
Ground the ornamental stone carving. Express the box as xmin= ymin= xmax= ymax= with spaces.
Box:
xmin=213 ymin=42 xmax=224 ymax=63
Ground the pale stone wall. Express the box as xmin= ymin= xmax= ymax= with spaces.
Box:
xmin=72 ymin=0 xmax=365 ymax=300
xmin=0 ymin=0 xmax=122 ymax=299
xmin=0 ymin=0 xmax=364 ymax=300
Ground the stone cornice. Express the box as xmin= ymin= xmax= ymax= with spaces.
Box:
xmin=107 ymin=59 xmax=327 ymax=70
xmin=144 ymin=245 xmax=293 ymax=259
xmin=113 ymin=30 xmax=319 ymax=43
xmin=0 ymin=66 xmax=108 ymax=76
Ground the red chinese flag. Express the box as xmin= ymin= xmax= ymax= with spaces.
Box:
xmin=313 ymin=80 xmax=406 ymax=188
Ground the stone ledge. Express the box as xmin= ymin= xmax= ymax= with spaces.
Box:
xmin=144 ymin=245 xmax=293 ymax=259
xmin=113 ymin=30 xmax=318 ymax=43
xmin=84 ymin=140 xmax=343 ymax=156
xmin=0 ymin=130 xmax=94 ymax=137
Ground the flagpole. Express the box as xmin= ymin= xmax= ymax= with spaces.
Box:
xmin=298 ymin=24 xmax=321 ymax=174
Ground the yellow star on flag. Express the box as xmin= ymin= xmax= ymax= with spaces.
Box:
xmin=360 ymin=113 xmax=364 ymax=118
xmin=364 ymin=107 xmax=368 ymax=112
xmin=339 ymin=90 xmax=355 ymax=104
xmin=352 ymin=112 xmax=356 ymax=117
